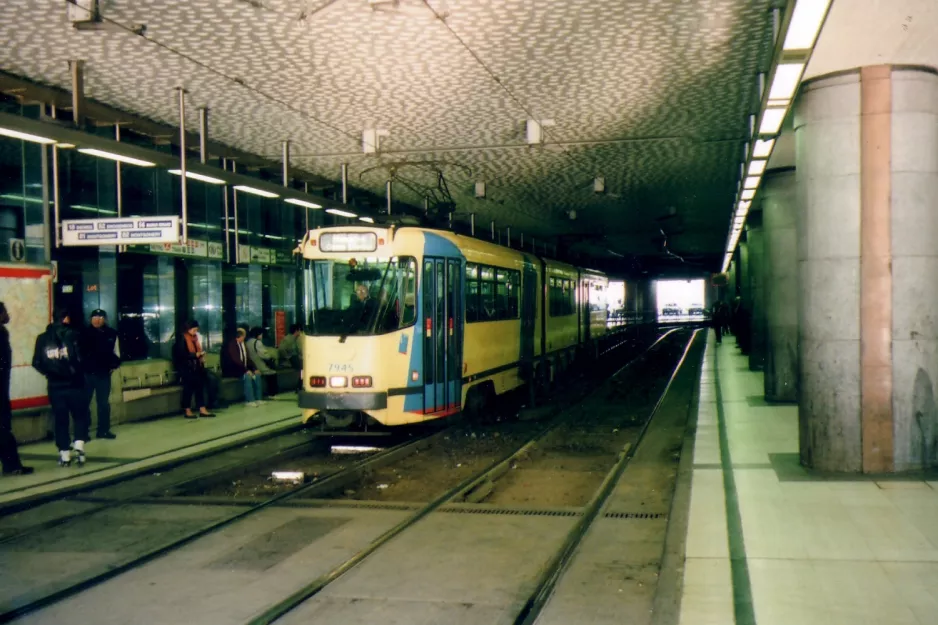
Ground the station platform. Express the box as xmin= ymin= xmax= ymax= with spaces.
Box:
xmin=0 ymin=395 xmax=302 ymax=510
xmin=680 ymin=334 xmax=938 ymax=625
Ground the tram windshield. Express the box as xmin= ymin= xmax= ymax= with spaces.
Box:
xmin=304 ymin=256 xmax=418 ymax=336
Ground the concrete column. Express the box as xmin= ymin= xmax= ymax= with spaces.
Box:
xmin=795 ymin=66 xmax=938 ymax=473
xmin=644 ymin=280 xmax=658 ymax=324
xmin=748 ymin=211 xmax=766 ymax=370
xmin=763 ymin=170 xmax=798 ymax=402
xmin=736 ymin=239 xmax=750 ymax=353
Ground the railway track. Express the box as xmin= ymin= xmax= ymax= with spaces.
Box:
xmin=0 ymin=329 xmax=668 ymax=623
xmin=246 ymin=328 xmax=699 ymax=624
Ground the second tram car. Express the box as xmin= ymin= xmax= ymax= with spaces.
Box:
xmin=299 ymin=225 xmax=607 ymax=428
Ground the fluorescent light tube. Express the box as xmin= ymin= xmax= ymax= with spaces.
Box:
xmin=759 ymin=108 xmax=787 ymax=135
xmin=769 ymin=63 xmax=805 ymax=101
xmin=359 ymin=216 xmax=375 ymax=224
xmin=741 ymin=189 xmax=755 ymax=201
xmin=784 ymin=0 xmax=832 ymax=51
xmin=284 ymin=198 xmax=323 ymax=209
xmin=744 ymin=176 xmax=761 ymax=190
xmin=0 ymin=127 xmax=56 ymax=144
xmin=233 ymin=185 xmax=280 ymax=198
xmin=168 ymin=169 xmax=225 ymax=185
xmin=326 ymin=208 xmax=357 ymax=218
xmin=748 ymin=160 xmax=767 ymax=176
xmin=738 ymin=200 xmax=751 ymax=212
xmin=753 ymin=139 xmax=775 ymax=158
xmin=78 ymin=148 xmax=156 ymax=167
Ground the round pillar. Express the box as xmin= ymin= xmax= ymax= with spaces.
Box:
xmin=795 ymin=66 xmax=938 ymax=473
xmin=736 ymin=239 xmax=750 ymax=353
xmin=748 ymin=212 xmax=766 ymax=371
xmin=762 ymin=170 xmax=798 ymax=402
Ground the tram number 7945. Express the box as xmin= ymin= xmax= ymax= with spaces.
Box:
xmin=328 ymin=363 xmax=354 ymax=373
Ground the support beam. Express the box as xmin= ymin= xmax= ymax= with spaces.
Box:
xmin=68 ymin=60 xmax=85 ymax=126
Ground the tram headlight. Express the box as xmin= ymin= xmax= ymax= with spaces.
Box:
xmin=309 ymin=376 xmax=326 ymax=388
xmin=351 ymin=376 xmax=372 ymax=388
xmin=329 ymin=376 xmax=348 ymax=388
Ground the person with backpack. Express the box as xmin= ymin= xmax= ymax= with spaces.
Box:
xmin=32 ymin=307 xmax=90 ymax=467
xmin=173 ymin=320 xmax=215 ymax=419
xmin=0 ymin=302 xmax=33 ymax=475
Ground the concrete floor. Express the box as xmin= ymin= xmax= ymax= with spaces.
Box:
xmin=679 ymin=335 xmax=938 ymax=625
xmin=0 ymin=395 xmax=301 ymax=507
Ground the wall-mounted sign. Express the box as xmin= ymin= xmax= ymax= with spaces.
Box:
xmin=62 ymin=217 xmax=180 ymax=246
xmin=131 ymin=238 xmax=225 ymax=260
xmin=9 ymin=238 xmax=25 ymax=263
xmin=249 ymin=246 xmax=272 ymax=264
xmin=238 ymin=245 xmax=294 ymax=266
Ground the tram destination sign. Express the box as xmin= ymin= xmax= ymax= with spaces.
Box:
xmin=61 ymin=217 xmax=180 ymax=246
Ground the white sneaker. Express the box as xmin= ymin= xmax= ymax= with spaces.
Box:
xmin=73 ymin=440 xmax=86 ymax=466
xmin=58 ymin=450 xmax=71 ymax=466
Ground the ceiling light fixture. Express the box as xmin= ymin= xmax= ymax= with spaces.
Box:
xmin=168 ymin=169 xmax=225 ymax=185
xmin=752 ymin=139 xmax=775 ymax=158
xmin=769 ymin=63 xmax=806 ymax=101
xmin=78 ymin=148 xmax=155 ymax=167
xmin=741 ymin=189 xmax=755 ymax=201
xmin=744 ymin=176 xmax=761 ymax=189
xmin=759 ymin=108 xmax=787 ymax=135
xmin=748 ymin=160 xmax=767 ymax=176
xmin=359 ymin=216 xmax=375 ymax=224
xmin=783 ymin=0 xmax=833 ymax=51
xmin=326 ymin=208 xmax=357 ymax=218
xmin=284 ymin=198 xmax=323 ymax=209
xmin=0 ymin=127 xmax=57 ymax=144
xmin=233 ymin=185 xmax=279 ymax=198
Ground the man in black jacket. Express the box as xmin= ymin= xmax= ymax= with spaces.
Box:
xmin=82 ymin=309 xmax=120 ymax=439
xmin=0 ymin=302 xmax=33 ymax=475
xmin=32 ymin=308 xmax=90 ymax=467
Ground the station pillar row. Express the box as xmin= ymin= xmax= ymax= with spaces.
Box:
xmin=747 ymin=211 xmax=766 ymax=371
xmin=795 ymin=65 xmax=938 ymax=473
xmin=761 ymin=169 xmax=798 ymax=403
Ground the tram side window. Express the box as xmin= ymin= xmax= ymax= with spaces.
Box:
xmin=466 ymin=262 xmax=520 ymax=323
xmin=590 ymin=283 xmax=605 ymax=313
xmin=466 ymin=263 xmax=480 ymax=322
xmin=549 ymin=276 xmax=575 ymax=316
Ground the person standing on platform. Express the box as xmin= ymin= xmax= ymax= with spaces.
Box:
xmin=174 ymin=321 xmax=215 ymax=420
xmin=82 ymin=309 xmax=120 ymax=439
xmin=277 ymin=324 xmax=304 ymax=370
xmin=0 ymin=303 xmax=33 ymax=475
xmin=32 ymin=307 xmax=90 ymax=467
xmin=246 ymin=327 xmax=277 ymax=397
xmin=711 ymin=301 xmax=727 ymax=345
xmin=225 ymin=328 xmax=261 ymax=407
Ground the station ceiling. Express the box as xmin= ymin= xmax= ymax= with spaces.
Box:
xmin=1 ymin=0 xmax=792 ymax=276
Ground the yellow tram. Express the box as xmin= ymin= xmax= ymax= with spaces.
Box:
xmin=299 ymin=225 xmax=608 ymax=428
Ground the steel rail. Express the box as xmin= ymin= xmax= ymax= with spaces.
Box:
xmin=248 ymin=328 xmax=684 ymax=625
xmin=513 ymin=329 xmax=701 ymax=625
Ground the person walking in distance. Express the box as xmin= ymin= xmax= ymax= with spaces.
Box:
xmin=174 ymin=320 xmax=215 ymax=419
xmin=82 ymin=309 xmax=120 ymax=439
xmin=0 ymin=303 xmax=33 ymax=475
xmin=226 ymin=328 xmax=261 ymax=407
xmin=32 ymin=307 xmax=90 ymax=467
